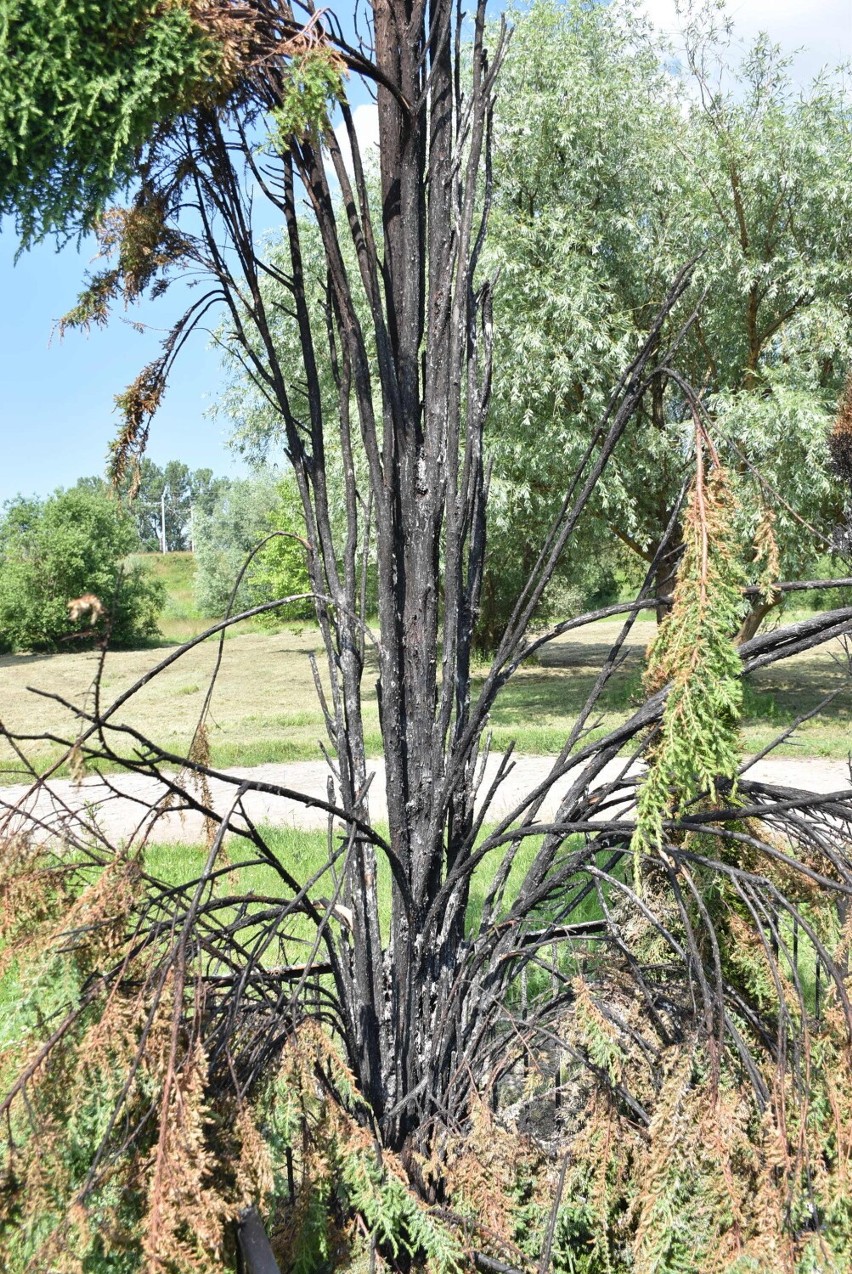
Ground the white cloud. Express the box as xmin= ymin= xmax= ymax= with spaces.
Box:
xmin=332 ymin=101 xmax=380 ymax=180
xmin=640 ymin=0 xmax=852 ymax=82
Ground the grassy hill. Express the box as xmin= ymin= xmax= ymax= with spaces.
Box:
xmin=129 ymin=551 xmax=208 ymax=642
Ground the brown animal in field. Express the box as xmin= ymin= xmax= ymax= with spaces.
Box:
xmin=67 ymin=593 xmax=106 ymax=625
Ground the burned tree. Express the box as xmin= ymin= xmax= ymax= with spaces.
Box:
xmin=2 ymin=1 xmax=852 ymax=1269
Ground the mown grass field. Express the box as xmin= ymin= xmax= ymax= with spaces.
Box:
xmin=1 ymin=552 xmax=850 ymax=783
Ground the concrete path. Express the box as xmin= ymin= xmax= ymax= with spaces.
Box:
xmin=1 ymin=753 xmax=850 ymax=846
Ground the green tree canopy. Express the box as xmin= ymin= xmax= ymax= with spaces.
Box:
xmin=79 ymin=461 xmax=233 ymax=551
xmin=481 ymin=0 xmax=852 ymax=638
xmin=0 ymin=485 xmax=164 ymax=650
xmin=212 ymin=0 xmax=852 ymax=644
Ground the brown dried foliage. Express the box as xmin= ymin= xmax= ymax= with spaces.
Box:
xmin=0 ymin=838 xmax=269 ymax=1273
xmin=439 ymin=1095 xmax=543 ymax=1245
xmin=549 ymin=859 xmax=852 ymax=1273
xmin=753 ymin=503 xmax=782 ymax=605
xmin=142 ymin=1040 xmax=231 ymax=1274
xmin=153 ymin=1 xmax=351 ymax=123
xmin=58 ymin=188 xmax=191 ymax=342
xmin=96 ymin=197 xmax=192 ymax=305
xmin=829 ymin=374 xmax=852 ymax=489
xmin=110 ymin=357 xmax=167 ymax=490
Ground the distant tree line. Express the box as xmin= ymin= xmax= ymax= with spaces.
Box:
xmin=0 ymin=466 xmax=313 ymax=651
xmin=92 ymin=458 xmax=232 ymax=552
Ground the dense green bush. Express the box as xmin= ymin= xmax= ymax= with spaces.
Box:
xmin=252 ymin=479 xmax=316 ymax=623
xmin=0 ymin=487 xmax=164 ymax=651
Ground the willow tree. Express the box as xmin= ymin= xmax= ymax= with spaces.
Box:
xmin=482 ymin=0 xmax=852 ymax=641
xmin=3 ymin=2 xmax=852 ymax=1271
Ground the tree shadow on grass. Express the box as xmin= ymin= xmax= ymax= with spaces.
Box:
xmin=477 ymin=632 xmax=851 ymax=740
xmin=0 ymin=651 xmax=61 ymax=669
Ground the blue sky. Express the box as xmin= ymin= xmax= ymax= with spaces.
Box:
xmin=0 ymin=224 xmax=243 ymax=505
xmin=1 ymin=0 xmax=850 ymax=506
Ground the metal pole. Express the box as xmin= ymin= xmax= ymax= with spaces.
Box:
xmin=160 ymin=485 xmax=169 ymax=554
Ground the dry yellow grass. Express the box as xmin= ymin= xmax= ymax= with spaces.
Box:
xmin=0 ymin=615 xmax=849 ymax=783
xmin=0 ymin=626 xmax=379 ymax=779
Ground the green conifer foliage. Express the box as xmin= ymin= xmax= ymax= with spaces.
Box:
xmin=0 ymin=0 xmax=224 ymax=245
xmin=632 ymin=442 xmax=746 ymax=873
xmin=271 ymin=47 xmax=346 ymax=142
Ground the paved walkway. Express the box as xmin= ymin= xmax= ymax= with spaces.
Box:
xmin=1 ymin=754 xmax=850 ymax=846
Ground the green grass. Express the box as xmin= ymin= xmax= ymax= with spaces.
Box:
xmin=134 ymin=551 xmax=302 ymax=645
xmin=146 ymin=826 xmax=379 ymax=909
xmin=143 ymin=825 xmax=610 ymax=966
xmin=138 ymin=828 xmax=647 ymax=1014
xmin=0 ymin=826 xmax=601 ymax=1007
xmin=130 ymin=551 xmax=209 ymax=642
xmin=144 ymin=826 xmax=352 ymax=959
xmin=0 ymin=732 xmax=389 ymax=786
xmin=0 ymin=820 xmax=833 ymax=1102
